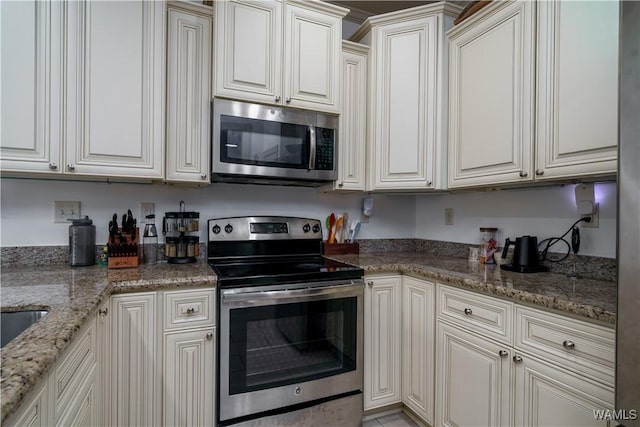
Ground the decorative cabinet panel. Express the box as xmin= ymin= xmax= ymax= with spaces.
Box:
xmin=402 ymin=277 xmax=435 ymax=425
xmin=96 ymin=300 xmax=111 ymax=427
xmin=4 ymin=382 xmax=49 ymax=427
xmin=436 ymin=321 xmax=512 ymax=427
xmin=110 ymin=293 xmax=158 ymax=426
xmin=65 ymin=0 xmax=164 ymax=179
xmin=354 ymin=4 xmax=460 ymax=190
xmin=214 ymin=0 xmax=346 ymax=113
xmin=448 ymin=0 xmax=536 ymax=188
xmin=535 ymin=0 xmax=619 ymax=180
xmin=334 ymin=41 xmax=368 ymax=191
xmin=166 ymin=4 xmax=212 ymax=183
xmin=364 ymin=275 xmax=402 ymax=410
xmin=163 ymin=328 xmax=216 ymax=427
xmin=0 ymin=0 xmax=63 ymax=174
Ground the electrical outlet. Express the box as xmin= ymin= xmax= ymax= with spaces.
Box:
xmin=582 ymin=203 xmax=599 ymax=228
xmin=445 ymin=208 xmax=454 ymax=225
xmin=54 ymin=201 xmax=81 ymax=223
xmin=140 ymin=202 xmax=155 ymax=223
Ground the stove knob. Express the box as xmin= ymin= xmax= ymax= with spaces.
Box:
xmin=303 ymin=223 xmax=311 ymax=233
xmin=312 ymin=224 xmax=321 ymax=233
xmin=225 ymin=224 xmax=233 ymax=233
xmin=212 ymin=225 xmax=221 ymax=234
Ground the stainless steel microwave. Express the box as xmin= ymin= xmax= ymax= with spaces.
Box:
xmin=211 ymin=99 xmax=338 ymax=186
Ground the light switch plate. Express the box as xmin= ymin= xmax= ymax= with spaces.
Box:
xmin=140 ymin=202 xmax=155 ymax=223
xmin=54 ymin=201 xmax=81 ymax=223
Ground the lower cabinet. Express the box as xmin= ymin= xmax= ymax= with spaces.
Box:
xmin=5 ymin=381 xmax=49 ymax=427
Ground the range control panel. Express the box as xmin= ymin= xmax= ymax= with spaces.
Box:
xmin=208 ymin=216 xmax=322 ymax=242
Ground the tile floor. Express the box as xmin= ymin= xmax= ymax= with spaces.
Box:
xmin=363 ymin=411 xmax=420 ymax=427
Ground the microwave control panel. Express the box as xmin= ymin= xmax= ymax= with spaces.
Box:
xmin=315 ymin=128 xmax=334 ymax=171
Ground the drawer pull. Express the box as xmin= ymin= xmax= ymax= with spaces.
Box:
xmin=206 ymin=333 xmax=213 ymax=341
xmin=499 ymin=350 xmax=509 ymax=358
xmin=513 ymin=355 xmax=523 ymax=364
xmin=563 ymin=340 xmax=576 ymax=350
xmin=464 ymin=308 xmax=473 ymax=315
xmin=367 ymin=281 xmax=374 ymax=287
xmin=186 ymin=307 xmax=195 ymax=314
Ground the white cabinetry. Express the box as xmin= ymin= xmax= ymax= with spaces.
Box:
xmin=353 ymin=4 xmax=460 ymax=190
xmin=162 ymin=288 xmax=216 ymax=427
xmin=65 ymin=0 xmax=165 ymax=179
xmin=334 ymin=41 xmax=368 ymax=191
xmin=364 ymin=275 xmax=402 ymax=410
xmin=110 ymin=293 xmax=158 ymax=426
xmin=166 ymin=3 xmax=212 ymax=184
xmin=448 ymin=0 xmax=618 ymax=188
xmin=0 ymin=0 xmax=63 ymax=174
xmin=96 ymin=300 xmax=111 ymax=427
xmin=4 ymin=382 xmax=49 ymax=427
xmin=214 ymin=0 xmax=346 ymax=113
xmin=401 ymin=277 xmax=435 ymax=424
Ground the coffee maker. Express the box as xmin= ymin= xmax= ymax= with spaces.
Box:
xmin=500 ymin=235 xmax=548 ymax=273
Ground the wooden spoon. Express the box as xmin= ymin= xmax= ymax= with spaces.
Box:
xmin=326 ymin=213 xmax=336 ymax=243
xmin=330 ymin=216 xmax=343 ymax=244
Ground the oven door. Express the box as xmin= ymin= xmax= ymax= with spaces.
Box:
xmin=219 ymin=279 xmax=363 ymax=422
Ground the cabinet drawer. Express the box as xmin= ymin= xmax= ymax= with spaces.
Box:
xmin=51 ymin=318 xmax=97 ymax=422
xmin=164 ymin=289 xmax=215 ymax=331
xmin=437 ymin=284 xmax=513 ymax=344
xmin=515 ymin=306 xmax=615 ymax=386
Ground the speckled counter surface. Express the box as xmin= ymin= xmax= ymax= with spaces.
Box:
xmin=0 ymin=262 xmax=217 ymax=423
xmin=329 ymin=252 xmax=616 ymax=326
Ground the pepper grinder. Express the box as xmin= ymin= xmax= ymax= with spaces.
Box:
xmin=143 ymin=214 xmax=158 ymax=265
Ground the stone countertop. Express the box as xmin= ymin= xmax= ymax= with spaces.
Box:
xmin=329 ymin=252 xmax=616 ymax=326
xmin=0 ymin=262 xmax=217 ymax=423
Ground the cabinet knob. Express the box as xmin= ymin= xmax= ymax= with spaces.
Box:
xmin=186 ymin=307 xmax=195 ymax=314
xmin=499 ymin=350 xmax=509 ymax=358
xmin=285 ymin=97 xmax=291 ymax=104
xmin=275 ymin=96 xmax=281 ymax=102
xmin=206 ymin=333 xmax=213 ymax=341
xmin=338 ymin=182 xmax=344 ymax=188
xmin=513 ymin=355 xmax=523 ymax=364
xmin=48 ymin=162 xmax=58 ymax=170
xmin=519 ymin=171 xmax=528 ymax=178
xmin=464 ymin=308 xmax=472 ymax=315
xmin=201 ymin=173 xmax=207 ymax=180
xmin=535 ymin=169 xmax=545 ymax=176
xmin=98 ymin=307 xmax=109 ymax=316
xmin=367 ymin=281 xmax=374 ymax=287
xmin=562 ymin=340 xmax=575 ymax=350
xmin=66 ymin=163 xmax=75 ymax=171
xmin=426 ymin=180 xmax=432 ymax=186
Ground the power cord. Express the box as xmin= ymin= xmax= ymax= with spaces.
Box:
xmin=538 ymin=217 xmax=592 ymax=263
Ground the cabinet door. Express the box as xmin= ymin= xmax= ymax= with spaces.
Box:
xmin=4 ymin=382 xmax=49 ymax=427
xmin=370 ymin=16 xmax=437 ymax=189
xmin=448 ymin=1 xmax=536 ymax=188
xmin=514 ymin=354 xmax=613 ymax=427
xmin=0 ymin=0 xmax=63 ymax=174
xmin=96 ymin=301 xmax=111 ymax=427
xmin=402 ymin=277 xmax=435 ymax=425
xmin=535 ymin=1 xmax=618 ymax=180
xmin=111 ymin=293 xmax=158 ymax=426
xmin=336 ymin=42 xmax=367 ymax=191
xmin=164 ymin=328 xmax=215 ymax=427
xmin=436 ymin=321 xmax=512 ymax=427
xmin=55 ymin=372 xmax=98 ymax=427
xmin=166 ymin=7 xmax=211 ymax=184
xmin=214 ymin=0 xmax=282 ymax=105
xmin=283 ymin=3 xmax=341 ymax=113
xmin=364 ymin=276 xmax=402 ymax=410
xmin=65 ymin=0 xmax=164 ymax=178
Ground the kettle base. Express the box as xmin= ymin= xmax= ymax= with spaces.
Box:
xmin=500 ymin=264 xmax=548 ymax=273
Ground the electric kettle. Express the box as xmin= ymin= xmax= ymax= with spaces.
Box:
xmin=500 ymin=235 xmax=547 ymax=273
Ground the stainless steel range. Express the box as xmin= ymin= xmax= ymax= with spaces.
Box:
xmin=208 ymin=216 xmax=364 ymax=426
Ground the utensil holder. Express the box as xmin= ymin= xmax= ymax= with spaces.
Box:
xmin=322 ymin=242 xmax=359 ymax=256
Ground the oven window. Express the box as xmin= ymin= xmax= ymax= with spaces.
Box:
xmin=220 ymin=115 xmax=310 ymax=169
xmin=228 ymin=297 xmax=357 ymax=395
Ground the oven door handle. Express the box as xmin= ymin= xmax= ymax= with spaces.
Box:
xmin=222 ymin=282 xmax=361 ymax=303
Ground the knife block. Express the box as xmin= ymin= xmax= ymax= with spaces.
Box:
xmin=107 ymin=227 xmax=140 ymax=269
xmin=322 ymin=242 xmax=359 ymax=256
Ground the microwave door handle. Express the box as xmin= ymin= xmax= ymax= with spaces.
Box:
xmin=308 ymin=126 xmax=316 ymax=170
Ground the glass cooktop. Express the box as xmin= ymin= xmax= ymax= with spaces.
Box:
xmin=209 ymin=256 xmax=363 ymax=287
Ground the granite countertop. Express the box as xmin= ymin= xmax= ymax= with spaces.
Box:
xmin=0 ymin=252 xmax=616 ymax=422
xmin=328 ymin=252 xmax=617 ymax=326
xmin=0 ymin=262 xmax=217 ymax=423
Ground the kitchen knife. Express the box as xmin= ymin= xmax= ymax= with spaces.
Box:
xmin=112 ymin=213 xmax=118 ymax=230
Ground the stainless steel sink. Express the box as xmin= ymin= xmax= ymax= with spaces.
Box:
xmin=1 ymin=310 xmax=48 ymax=348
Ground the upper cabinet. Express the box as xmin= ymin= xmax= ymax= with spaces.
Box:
xmin=448 ymin=0 xmax=618 ymax=189
xmin=353 ymin=4 xmax=462 ymax=191
xmin=0 ymin=1 xmax=63 ymax=174
xmin=214 ymin=0 xmax=347 ymax=114
xmin=165 ymin=2 xmax=212 ymax=184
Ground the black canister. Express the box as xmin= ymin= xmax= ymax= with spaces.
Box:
xmin=69 ymin=216 xmax=96 ymax=266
